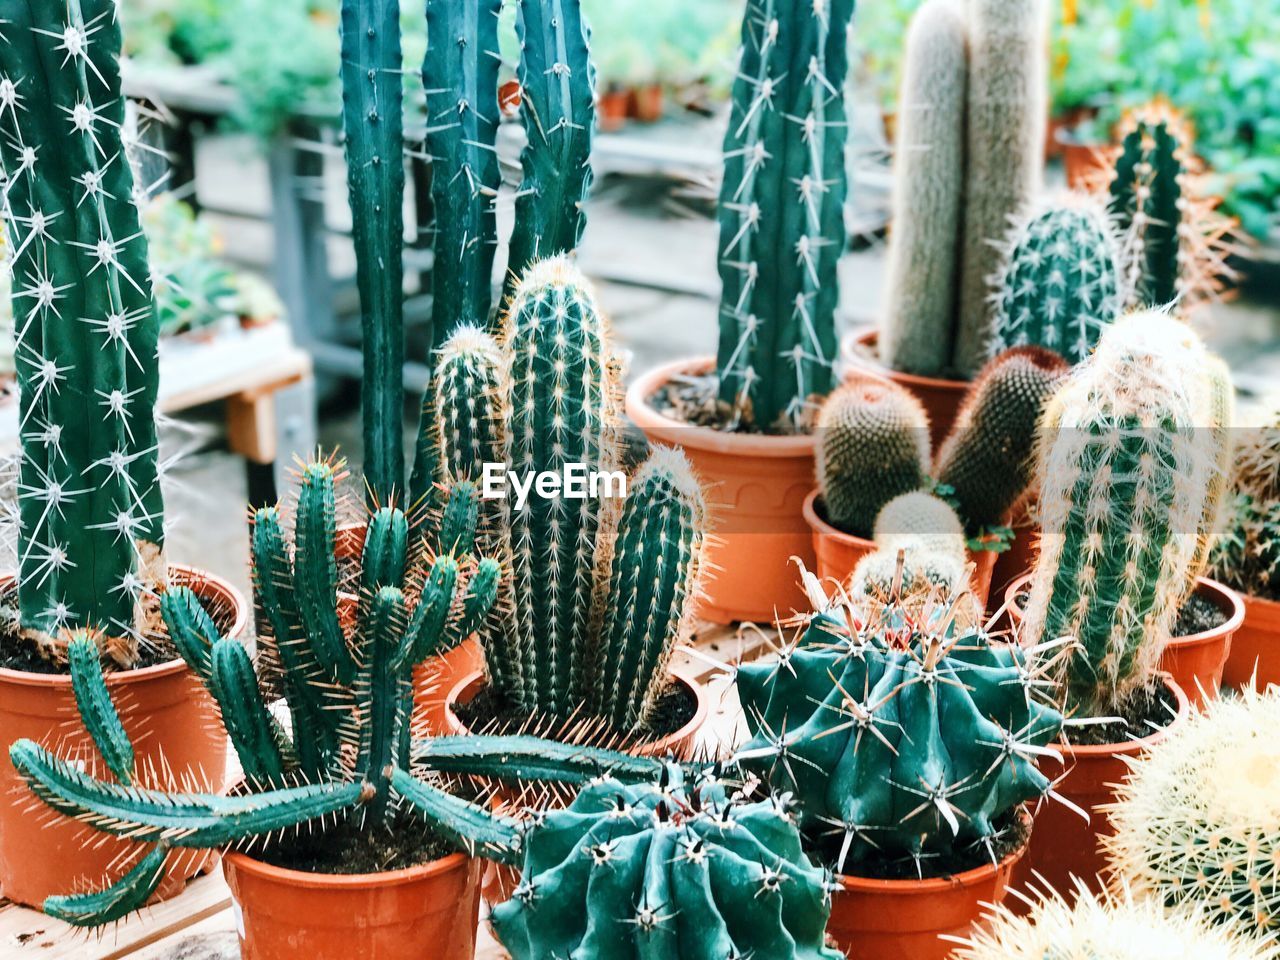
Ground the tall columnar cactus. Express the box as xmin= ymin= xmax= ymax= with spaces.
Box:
xmin=988 ymin=195 xmax=1123 ymax=365
xmin=505 ymin=0 xmax=594 ymax=284
xmin=1104 ymin=688 xmax=1280 ymax=947
xmin=816 ymin=376 xmax=930 ymax=537
xmin=935 ymin=346 xmax=1069 ymax=533
xmin=715 ymin=0 xmax=856 ymax=432
xmin=953 ymin=0 xmax=1048 ymax=379
xmin=736 ymin=578 xmax=1065 ymax=872
xmin=0 ymin=0 xmax=165 ymax=660
xmin=878 ymin=0 xmax=968 ymax=377
xmin=492 ymin=769 xmax=843 ymax=960
xmin=1023 ymin=312 xmax=1234 ymax=715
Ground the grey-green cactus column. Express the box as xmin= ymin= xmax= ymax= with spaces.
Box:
xmin=715 ymin=0 xmax=856 ymax=432
xmin=0 ymin=0 xmax=165 ymax=654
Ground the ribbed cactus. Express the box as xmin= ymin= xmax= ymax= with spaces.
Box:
xmin=1105 ymin=688 xmax=1280 ymax=948
xmin=715 ymin=0 xmax=855 ymax=432
xmin=953 ymin=0 xmax=1048 ymax=379
xmin=736 ymin=579 xmax=1064 ymax=872
xmin=505 ymin=0 xmax=595 ymax=284
xmin=816 ymin=377 xmax=930 ymax=537
xmin=0 ymin=0 xmax=165 ymax=661
xmin=935 ymin=346 xmax=1069 ymax=533
xmin=988 ymin=195 xmax=1123 ymax=365
xmin=492 ymin=768 xmax=843 ymax=960
xmin=878 ymin=0 xmax=968 ymax=377
xmin=1023 ymin=312 xmax=1234 ymax=715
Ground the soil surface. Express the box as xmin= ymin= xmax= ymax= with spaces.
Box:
xmin=1068 ymin=681 xmax=1179 ymax=747
xmin=248 ymin=811 xmax=453 ymax=875
xmin=1173 ymin=589 xmax=1229 ymax=636
xmin=649 ymin=373 xmax=815 ymax=437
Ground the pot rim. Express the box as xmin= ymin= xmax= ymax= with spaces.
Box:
xmin=801 ymin=489 xmax=873 ymax=550
xmin=625 ymin=356 xmax=816 ymax=459
xmin=223 ymin=847 xmax=473 ymax=891
xmin=842 ymin=329 xmax=971 ymax=393
xmin=0 ymin=563 xmax=249 ymax=688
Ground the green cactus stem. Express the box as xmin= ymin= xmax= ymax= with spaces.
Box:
xmin=715 ymin=0 xmax=856 ymax=432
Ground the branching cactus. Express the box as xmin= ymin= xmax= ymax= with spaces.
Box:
xmin=1104 ymin=687 xmax=1280 ymax=947
xmin=1023 ymin=312 xmax=1234 ymax=715
xmin=492 ymin=767 xmax=843 ymax=960
xmin=735 ymin=577 xmax=1065 ymax=874
xmin=715 ymin=0 xmax=856 ymax=432
xmin=816 ymin=377 xmax=930 ymax=538
xmin=0 ymin=0 xmax=166 ymax=661
xmin=988 ymin=194 xmax=1123 ymax=365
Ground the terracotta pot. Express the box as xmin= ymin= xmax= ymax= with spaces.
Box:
xmin=224 ymin=850 xmax=482 ymax=960
xmin=599 ymin=88 xmax=628 ymax=132
xmin=626 ymin=357 xmax=816 ymax=624
xmin=0 ymin=566 xmax=249 ymax=908
xmin=628 ymin=84 xmax=664 ymax=123
xmin=839 ymin=330 xmax=969 ymax=452
xmin=1059 ymin=130 xmax=1111 ymax=189
xmin=827 ymin=810 xmax=1031 ymax=959
xmin=1222 ymin=591 xmax=1280 ymax=691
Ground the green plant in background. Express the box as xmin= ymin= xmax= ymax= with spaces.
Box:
xmin=735 ymin=576 xmax=1066 ymax=875
xmin=0 ymin=0 xmax=166 ymax=663
xmin=1022 ymin=311 xmax=1234 ymax=716
xmin=1210 ymin=405 xmax=1280 ymax=601
xmin=1104 ymin=687 xmax=1280 ymax=949
xmin=580 ymin=0 xmax=741 ymax=92
xmin=849 ymin=0 xmax=926 ymax=117
xmin=715 ymin=0 xmax=856 ymax=433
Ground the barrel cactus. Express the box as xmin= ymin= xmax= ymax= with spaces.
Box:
xmin=715 ymin=0 xmax=856 ymax=432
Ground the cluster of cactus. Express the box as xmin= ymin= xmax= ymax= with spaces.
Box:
xmin=1022 ymin=311 xmax=1235 ymax=715
xmin=987 ymin=194 xmax=1124 ymax=366
xmin=0 ymin=0 xmax=166 ymax=662
xmin=735 ymin=575 xmax=1065 ymax=873
xmin=1104 ymin=687 xmax=1280 ymax=948
xmin=493 ymin=766 xmax=843 ymax=960
xmin=714 ymin=0 xmax=856 ymax=433
xmin=880 ymin=0 xmax=1048 ymax=380
xmin=1210 ymin=406 xmax=1280 ymax=600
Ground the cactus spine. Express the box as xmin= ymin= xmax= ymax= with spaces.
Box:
xmin=953 ymin=0 xmax=1048 ymax=379
xmin=0 ymin=0 xmax=165 ymax=658
xmin=715 ymin=0 xmax=856 ymax=432
xmin=989 ymin=194 xmax=1123 ymax=365
xmin=877 ymin=0 xmax=968 ymax=377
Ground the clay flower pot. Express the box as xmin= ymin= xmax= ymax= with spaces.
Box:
xmin=628 ymin=83 xmax=664 ymax=123
xmin=627 ymin=357 xmax=816 ymax=624
xmin=0 ymin=566 xmax=248 ymax=908
xmin=599 ymin=86 xmax=629 ymax=131
xmin=827 ymin=810 xmax=1032 ymax=959
xmin=1222 ymin=592 xmax=1280 ymax=691
xmin=838 ymin=330 xmax=969 ymax=452
xmin=224 ymin=849 xmax=482 ymax=960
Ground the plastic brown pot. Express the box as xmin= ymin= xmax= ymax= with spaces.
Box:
xmin=628 ymin=84 xmax=664 ymax=123
xmin=839 ymin=330 xmax=969 ymax=452
xmin=224 ymin=849 xmax=482 ymax=960
xmin=0 ymin=566 xmax=248 ymax=908
xmin=1222 ymin=591 xmax=1280 ymax=691
xmin=827 ymin=811 xmax=1031 ymax=959
xmin=627 ymin=357 xmax=816 ymax=625
xmin=599 ymin=87 xmax=629 ymax=131
xmin=987 ymin=494 xmax=1038 ymax=617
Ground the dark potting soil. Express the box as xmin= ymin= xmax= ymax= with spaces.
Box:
xmin=248 ymin=811 xmax=454 ymax=875
xmin=1173 ymin=590 xmax=1229 ymax=636
xmin=649 ymin=373 xmax=816 ymax=437
xmin=1068 ymin=681 xmax=1179 ymax=747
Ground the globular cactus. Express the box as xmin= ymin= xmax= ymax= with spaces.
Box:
xmin=953 ymin=0 xmax=1048 ymax=379
xmin=1211 ymin=407 xmax=1280 ymax=600
xmin=506 ymin=0 xmax=595 ymax=285
xmin=1233 ymin=405 xmax=1280 ymax=504
xmin=1023 ymin=312 xmax=1234 ymax=715
xmin=955 ymin=884 xmax=1271 ymax=960
xmin=0 ymin=0 xmax=165 ymax=661
xmin=988 ymin=194 xmax=1124 ymax=365
xmin=491 ymin=768 xmax=843 ymax=960
xmin=736 ymin=577 xmax=1064 ymax=872
xmin=816 ymin=377 xmax=930 ymax=538
xmin=935 ymin=346 xmax=1070 ymax=533
xmin=878 ymin=0 xmax=968 ymax=377
xmin=870 ymin=490 xmax=966 ymax=558
xmin=850 ymin=494 xmax=971 ymax=616
xmin=1104 ymin=688 xmax=1280 ymax=947
xmin=715 ymin=0 xmax=856 ymax=432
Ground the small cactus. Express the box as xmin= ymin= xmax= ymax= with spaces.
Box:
xmin=870 ymin=490 xmax=966 ymax=558
xmin=816 ymin=377 xmax=931 ymax=538
xmin=1210 ymin=405 xmax=1280 ymax=600
xmin=988 ymin=194 xmax=1124 ymax=365
xmin=1233 ymin=405 xmax=1280 ymax=504
xmin=849 ymin=493 xmax=972 ymax=615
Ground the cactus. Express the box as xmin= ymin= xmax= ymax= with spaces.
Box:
xmin=715 ymin=0 xmax=856 ymax=432
xmin=736 ymin=575 xmax=1065 ymax=873
xmin=1233 ymin=405 xmax=1280 ymax=504
xmin=1022 ymin=312 xmax=1234 ymax=715
xmin=816 ymin=377 xmax=930 ymax=538
xmin=491 ymin=768 xmax=843 ymax=960
xmin=871 ymin=490 xmax=966 ymax=556
xmin=952 ymin=0 xmax=1048 ymax=380
xmin=878 ymin=0 xmax=968 ymax=377
xmin=988 ymin=194 xmax=1124 ymax=365
xmin=1210 ymin=407 xmax=1280 ymax=600
xmin=1104 ymin=687 xmax=1280 ymax=948
xmin=935 ymin=346 xmax=1069 ymax=533
xmin=505 ymin=0 xmax=595 ymax=285
xmin=954 ymin=884 xmax=1271 ymax=960
xmin=0 ymin=0 xmax=166 ymax=660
